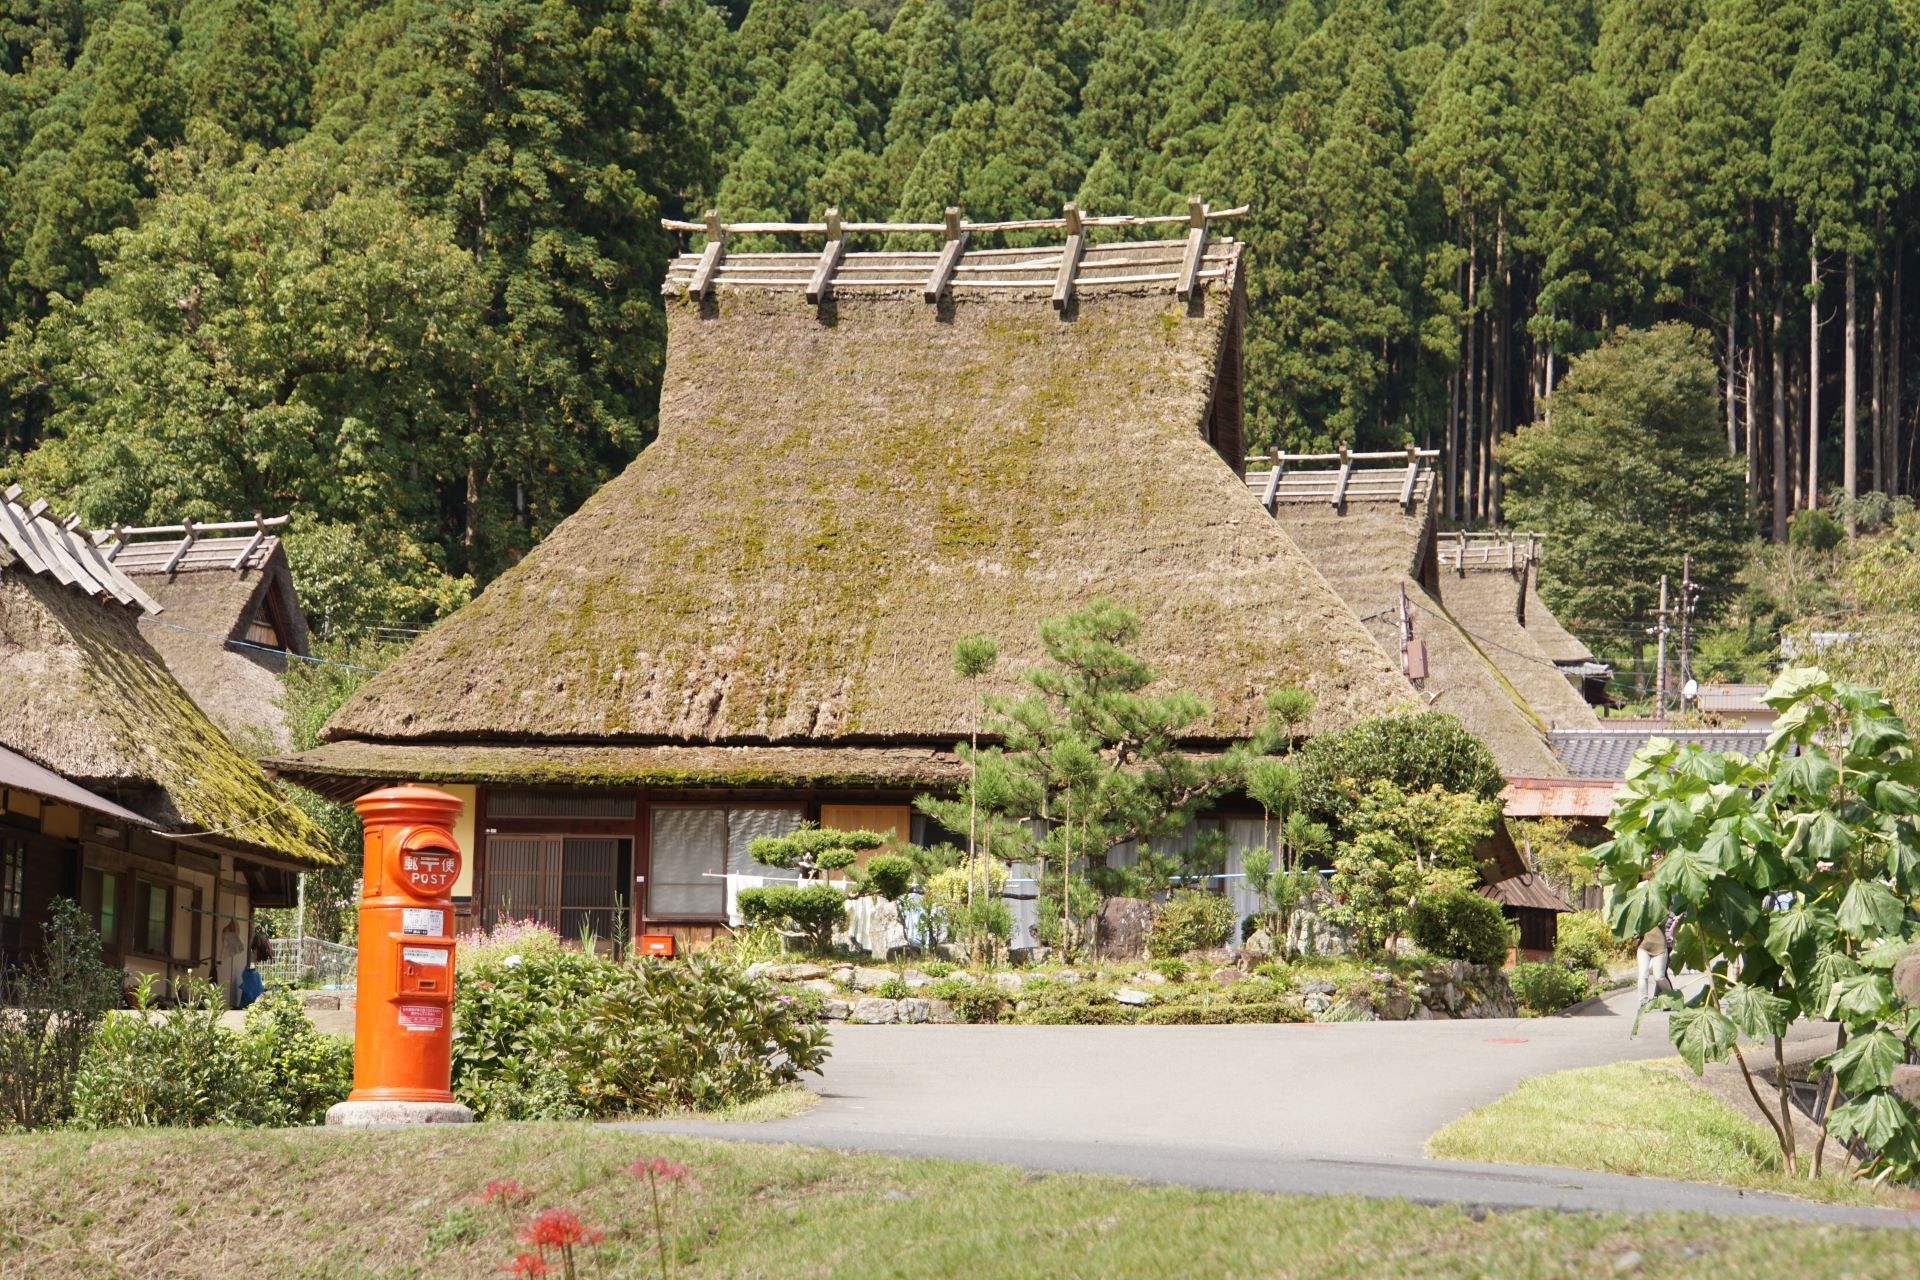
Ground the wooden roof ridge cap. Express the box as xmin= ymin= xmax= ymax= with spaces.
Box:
xmin=0 ymin=486 xmax=159 ymax=612
xmin=661 ymin=202 xmax=1250 ymax=237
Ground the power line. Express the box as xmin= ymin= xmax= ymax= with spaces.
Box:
xmin=137 ymin=616 xmax=386 ymax=673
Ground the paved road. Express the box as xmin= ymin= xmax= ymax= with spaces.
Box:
xmin=629 ymin=986 xmax=1920 ymax=1227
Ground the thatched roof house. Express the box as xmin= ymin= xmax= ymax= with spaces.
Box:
xmin=96 ymin=516 xmax=309 ymax=751
xmin=0 ymin=490 xmax=334 ymax=993
xmin=271 ymin=206 xmax=1433 ymax=945
xmin=1246 ymin=454 xmax=1598 ymax=778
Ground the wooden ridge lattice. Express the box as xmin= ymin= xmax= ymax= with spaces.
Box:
xmin=663 ymin=198 xmax=1245 ymax=306
xmin=1241 ymin=448 xmax=1438 ymax=514
xmin=1437 ymin=530 xmax=1546 ymax=574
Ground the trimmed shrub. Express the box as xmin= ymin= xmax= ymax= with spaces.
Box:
xmin=736 ymin=883 xmax=847 ymax=953
xmin=1510 ymin=962 xmax=1590 ymax=1015
xmin=1150 ymin=958 xmax=1192 ymax=982
xmin=1553 ymin=910 xmax=1617 ymax=972
xmin=1295 ymin=712 xmax=1504 ymax=834
xmin=1147 ymin=891 xmax=1234 ymax=956
xmin=1407 ymin=890 xmax=1511 ymax=967
xmin=858 ymin=854 xmax=915 ymax=902
xmin=943 ymin=983 xmax=1011 ymax=1024
xmin=1009 ymin=984 xmax=1136 ymax=1025
xmin=451 ymin=950 xmax=828 ymax=1119
xmin=236 ymin=991 xmax=354 ymax=1126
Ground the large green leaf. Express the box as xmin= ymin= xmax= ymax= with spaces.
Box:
xmin=1720 ymin=982 xmax=1790 ymax=1040
xmin=1647 ymin=797 xmax=1696 ymax=843
xmin=1803 ymin=811 xmax=1854 ymax=864
xmin=1698 ymin=826 xmax=1742 ymax=871
xmin=1865 ymin=778 xmax=1920 ymax=816
xmin=1888 ymin=824 xmax=1920 ymax=892
xmin=1825 ymin=970 xmax=1893 ymax=1021
xmin=1606 ymin=880 xmax=1666 ymax=940
xmin=1828 ymin=1093 xmax=1914 ymax=1153
xmin=1763 ymin=667 xmax=1830 ymax=711
xmin=1668 ymin=1006 xmax=1738 ymax=1074
xmin=1850 ymin=714 xmax=1909 ymax=760
xmin=1817 ymin=1029 xmax=1907 ymax=1093
xmin=1651 ymin=844 xmax=1715 ymax=902
xmin=1765 ymin=905 xmax=1821 ymax=976
xmin=1775 ymin=750 xmax=1838 ymax=800
xmin=1837 ymin=880 xmax=1905 ymax=940
xmin=1709 ymin=880 xmax=1764 ymax=938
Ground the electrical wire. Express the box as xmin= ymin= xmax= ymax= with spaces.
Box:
xmin=153 ymin=795 xmax=305 ymax=841
xmin=137 ymin=615 xmax=385 ymax=673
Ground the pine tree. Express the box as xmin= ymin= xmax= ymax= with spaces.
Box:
xmin=1593 ymin=0 xmax=1703 ymax=109
xmin=172 ymin=0 xmax=310 ymax=146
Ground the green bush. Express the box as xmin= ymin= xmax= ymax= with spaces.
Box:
xmin=0 ymin=898 xmax=123 ymax=1130
xmin=920 ymin=961 xmax=955 ymax=978
xmin=942 ymin=983 xmax=1011 ymax=1024
xmin=451 ymin=950 xmax=829 ymax=1119
xmin=1250 ymin=961 xmax=1291 ymax=983
xmin=775 ymin=985 xmax=827 ymax=1023
xmin=736 ymin=883 xmax=848 ymax=953
xmin=1295 ymin=712 xmax=1504 ymax=835
xmin=1407 ymin=890 xmax=1511 ymax=967
xmin=236 ymin=991 xmax=354 ymax=1126
xmin=1788 ymin=506 xmax=1843 ymax=552
xmin=71 ymin=980 xmax=348 ymax=1129
xmin=876 ymin=976 xmax=910 ymax=999
xmin=1553 ymin=911 xmax=1617 ymax=972
xmin=1510 ymin=962 xmax=1590 ymax=1016
xmin=1150 ymin=958 xmax=1192 ymax=982
xmin=1147 ymin=891 xmax=1234 ymax=956
xmin=1008 ymin=983 xmax=1136 ymax=1025
xmin=858 ymin=854 xmax=915 ymax=902
xmin=1137 ymin=999 xmax=1307 ymax=1025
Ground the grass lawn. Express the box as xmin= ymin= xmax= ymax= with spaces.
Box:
xmin=3 ymin=1120 xmax=1919 ymax=1278
xmin=1427 ymin=1058 xmax=1915 ymax=1209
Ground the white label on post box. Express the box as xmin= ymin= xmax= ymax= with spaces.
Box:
xmin=398 ymin=1005 xmax=445 ymax=1032
xmin=402 ymin=946 xmax=448 ymax=967
xmin=401 ymin=908 xmax=444 ymax=937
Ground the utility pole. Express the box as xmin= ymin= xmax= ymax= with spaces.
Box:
xmin=1678 ymin=553 xmax=1695 ymax=699
xmin=1653 ymin=574 xmax=1671 ymax=719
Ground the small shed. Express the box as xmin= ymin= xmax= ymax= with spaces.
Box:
xmin=1478 ymin=872 xmax=1573 ymax=962
xmin=96 ymin=517 xmax=309 ymax=751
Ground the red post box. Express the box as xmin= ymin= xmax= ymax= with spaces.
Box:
xmin=326 ymin=784 xmax=473 ymax=1126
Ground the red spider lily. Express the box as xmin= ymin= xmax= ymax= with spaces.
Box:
xmin=503 ymin=1252 xmax=551 ymax=1277
xmin=479 ymin=1178 xmax=533 ymax=1207
xmin=520 ymin=1208 xmax=604 ymax=1250
xmin=630 ymin=1157 xmax=694 ymax=1184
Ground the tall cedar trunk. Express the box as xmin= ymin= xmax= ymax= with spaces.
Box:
xmin=1448 ymin=239 xmax=1463 ymax=520
xmin=1744 ymin=344 xmax=1760 ymax=515
xmin=1874 ymin=266 xmax=1886 ymax=495
xmin=1465 ymin=238 xmax=1480 ymax=522
xmin=1490 ymin=217 xmax=1508 ymax=524
xmin=1728 ymin=281 xmax=1740 ymax=454
xmin=1844 ymin=253 xmax=1858 ymax=536
xmin=1772 ymin=217 xmax=1790 ymax=539
xmin=1809 ymin=236 xmax=1821 ymax=511
xmin=1894 ymin=241 xmax=1905 ymax=496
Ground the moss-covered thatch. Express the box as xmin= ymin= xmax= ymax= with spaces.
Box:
xmin=1520 ymin=577 xmax=1595 ymax=666
xmin=0 ymin=571 xmax=335 ymax=867
xmin=1274 ymin=478 xmax=1566 ymax=777
xmin=1438 ymin=570 xmax=1597 ymax=728
xmin=322 ymin=257 xmax=1411 ymax=763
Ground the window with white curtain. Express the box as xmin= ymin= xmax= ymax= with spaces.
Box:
xmin=646 ymin=805 xmax=804 ymax=920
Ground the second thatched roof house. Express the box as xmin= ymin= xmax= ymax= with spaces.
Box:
xmin=273 ymin=206 xmax=1468 ymax=946
xmin=0 ymin=489 xmax=334 ymax=999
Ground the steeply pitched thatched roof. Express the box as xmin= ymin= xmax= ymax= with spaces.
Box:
xmin=1247 ymin=459 xmax=1571 ymax=777
xmin=311 ymin=241 xmax=1412 ymax=776
xmin=0 ymin=496 xmax=334 ymax=868
xmin=103 ymin=522 xmax=308 ymax=752
xmin=1437 ymin=569 xmax=1599 ymax=728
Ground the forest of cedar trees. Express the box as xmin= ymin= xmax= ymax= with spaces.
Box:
xmin=0 ymin=0 xmax=1915 ymax=635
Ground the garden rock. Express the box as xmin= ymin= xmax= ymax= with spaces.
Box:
xmin=901 ymin=969 xmax=937 ymax=990
xmin=1302 ymin=992 xmax=1333 ymax=1015
xmin=1242 ymin=928 xmax=1275 ymax=957
xmin=831 ymin=966 xmax=854 ymax=986
xmin=991 ymin=972 xmax=1024 ymax=994
xmin=1211 ymin=967 xmax=1240 ymax=986
xmin=852 ymin=966 xmax=896 ymax=992
xmin=1298 ymin=979 xmax=1336 ymax=997
xmin=769 ymin=963 xmax=830 ymax=982
xmin=1113 ymin=987 xmax=1153 ymax=1006
xmin=1288 ymin=897 xmax=1353 ymax=958
xmin=898 ymin=998 xmax=931 ymax=1024
xmin=1379 ymin=987 xmax=1414 ymax=1021
xmin=1096 ymin=896 xmax=1155 ymax=960
xmin=819 ymin=999 xmax=851 ymax=1022
xmin=1054 ymin=970 xmax=1083 ymax=985
xmin=1132 ymin=971 xmax=1168 ymax=986
xmin=924 ymin=998 xmax=959 ymax=1025
xmin=850 ymin=997 xmax=900 ymax=1024
xmin=799 ymin=979 xmax=839 ymax=996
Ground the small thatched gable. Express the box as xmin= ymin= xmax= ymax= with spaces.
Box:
xmin=0 ymin=497 xmax=333 ymax=868
xmin=102 ymin=519 xmax=308 ymax=752
xmin=1245 ymin=457 xmax=1571 ymax=777
xmin=320 ymin=240 xmax=1411 ymax=761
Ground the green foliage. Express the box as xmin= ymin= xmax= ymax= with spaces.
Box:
xmin=747 ymin=825 xmax=884 ymax=878
xmin=735 ymin=884 xmax=848 ymax=954
xmin=1149 ymin=958 xmax=1191 ymax=982
xmin=1790 ymin=508 xmax=1844 ymax=553
xmin=1498 ymin=323 xmax=1751 ymax=638
xmin=234 ymin=990 xmax=354 ymax=1127
xmin=0 ymin=898 xmax=124 ymax=1130
xmin=875 ymin=976 xmax=910 ymax=1000
xmin=941 ymin=982 xmax=1011 ymax=1024
xmin=451 ymin=949 xmax=827 ymax=1120
xmin=855 ymin=853 xmax=915 ymax=904
xmin=1594 ymin=666 xmax=1920 ymax=1181
xmin=1146 ymin=891 xmax=1234 ymax=957
xmin=1509 ymin=961 xmax=1591 ymax=1015
xmin=1407 ymin=889 xmax=1511 ymax=967
xmin=1294 ymin=713 xmax=1504 ymax=836
xmin=1325 ymin=781 xmax=1498 ymax=957
xmin=951 ymin=633 xmax=997 ymax=680
xmin=1553 ymin=910 xmax=1620 ymax=971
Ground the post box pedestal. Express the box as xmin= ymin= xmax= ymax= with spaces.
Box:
xmin=325 ymin=784 xmax=474 ymax=1128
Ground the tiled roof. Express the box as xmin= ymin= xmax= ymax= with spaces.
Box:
xmin=0 ymin=487 xmax=161 ymax=613
xmin=1548 ymin=727 xmax=1776 ymax=780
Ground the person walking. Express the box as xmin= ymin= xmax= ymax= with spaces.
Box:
xmin=1636 ymin=917 xmax=1672 ymax=1006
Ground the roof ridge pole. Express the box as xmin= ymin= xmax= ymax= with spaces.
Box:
xmin=1399 ymin=443 xmax=1420 ymax=512
xmin=1331 ymin=446 xmax=1353 ymax=513
xmin=1175 ymin=196 xmax=1209 ymax=303
xmin=923 ymin=207 xmax=966 ymax=303
xmin=1052 ymin=203 xmax=1083 ymax=314
xmin=805 ymin=207 xmax=845 ymax=305
xmin=687 ymin=210 xmax=726 ymax=299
